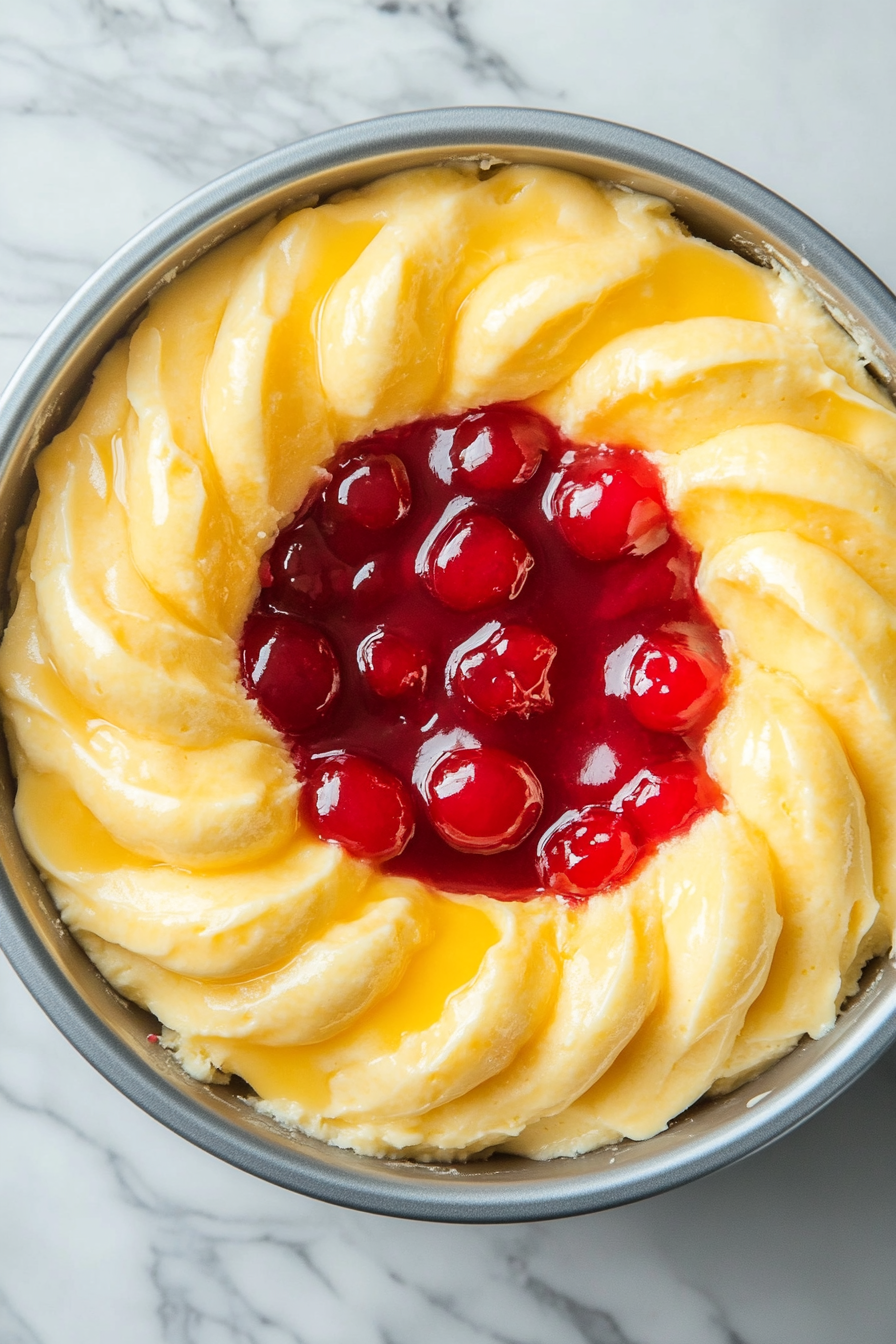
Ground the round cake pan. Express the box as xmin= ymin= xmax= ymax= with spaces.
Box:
xmin=2 ymin=107 xmax=896 ymax=1223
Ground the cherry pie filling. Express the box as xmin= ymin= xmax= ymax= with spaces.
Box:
xmin=241 ymin=405 xmax=726 ymax=900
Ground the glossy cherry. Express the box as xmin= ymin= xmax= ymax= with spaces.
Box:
xmin=263 ymin=518 xmax=352 ymax=615
xmin=550 ymin=449 xmax=669 ymax=562
xmin=325 ymin=452 xmax=411 ymax=531
xmin=537 ymin=807 xmax=638 ymax=897
xmin=617 ymin=758 xmax=720 ymax=840
xmin=348 ymin=556 xmax=394 ymax=611
xmin=624 ymin=633 xmax=724 ymax=734
xmin=451 ymin=623 xmax=556 ymax=719
xmin=425 ymin=512 xmax=533 ymax=611
xmin=593 ymin=538 xmax=681 ymax=621
xmin=451 ymin=404 xmax=552 ymax=490
xmin=241 ymin=614 xmax=340 ymax=735
xmin=425 ymin=747 xmax=543 ymax=854
xmin=359 ymin=629 xmax=428 ymax=698
xmin=306 ymin=753 xmax=414 ymax=860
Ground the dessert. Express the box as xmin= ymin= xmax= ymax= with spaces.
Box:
xmin=2 ymin=162 xmax=893 ymax=1161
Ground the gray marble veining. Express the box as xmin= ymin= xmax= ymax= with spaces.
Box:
xmin=3 ymin=2 xmax=896 ymax=1340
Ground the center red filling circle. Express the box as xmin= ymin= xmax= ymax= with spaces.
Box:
xmin=241 ymin=404 xmax=726 ymax=900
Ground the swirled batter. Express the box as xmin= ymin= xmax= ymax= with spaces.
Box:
xmin=2 ymin=163 xmax=892 ymax=1160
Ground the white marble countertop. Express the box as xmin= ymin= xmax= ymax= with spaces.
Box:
xmin=2 ymin=3 xmax=896 ymax=1340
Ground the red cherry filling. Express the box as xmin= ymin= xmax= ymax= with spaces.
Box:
xmin=451 ymin=623 xmax=556 ymax=719
xmin=425 ymin=747 xmax=543 ymax=854
xmin=451 ymin=404 xmax=550 ymax=490
xmin=242 ymin=402 xmax=727 ymax=899
xmin=592 ymin=537 xmax=682 ymax=621
xmin=349 ymin=556 xmax=393 ymax=610
xmin=550 ymin=448 xmax=669 ymax=562
xmin=359 ymin=629 xmax=428 ymax=698
xmin=425 ymin=511 xmax=533 ymax=611
xmin=241 ymin=614 xmax=340 ymax=734
xmin=623 ymin=633 xmax=723 ymax=734
xmin=263 ymin=518 xmax=352 ymax=615
xmin=306 ymin=753 xmax=414 ymax=860
xmin=617 ymin=758 xmax=720 ymax=840
xmin=537 ymin=807 xmax=638 ymax=897
xmin=324 ymin=452 xmax=411 ymax=531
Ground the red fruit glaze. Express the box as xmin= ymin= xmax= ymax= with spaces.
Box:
xmin=550 ymin=448 xmax=669 ymax=562
xmin=452 ymin=623 xmax=556 ymax=719
xmin=241 ymin=614 xmax=340 ymax=734
xmin=263 ymin=518 xmax=353 ymax=615
xmin=243 ymin=402 xmax=727 ymax=898
xmin=624 ymin=633 xmax=724 ymax=734
xmin=426 ymin=511 xmax=533 ymax=612
xmin=324 ymin=453 xmax=411 ymax=531
xmin=618 ymin=758 xmax=721 ymax=842
xmin=426 ymin=747 xmax=543 ymax=854
xmin=359 ymin=629 xmax=428 ymax=699
xmin=451 ymin=404 xmax=550 ymax=490
xmin=537 ymin=807 xmax=639 ymax=897
xmin=307 ymin=753 xmax=414 ymax=861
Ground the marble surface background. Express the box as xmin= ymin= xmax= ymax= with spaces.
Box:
xmin=2 ymin=2 xmax=896 ymax=1340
